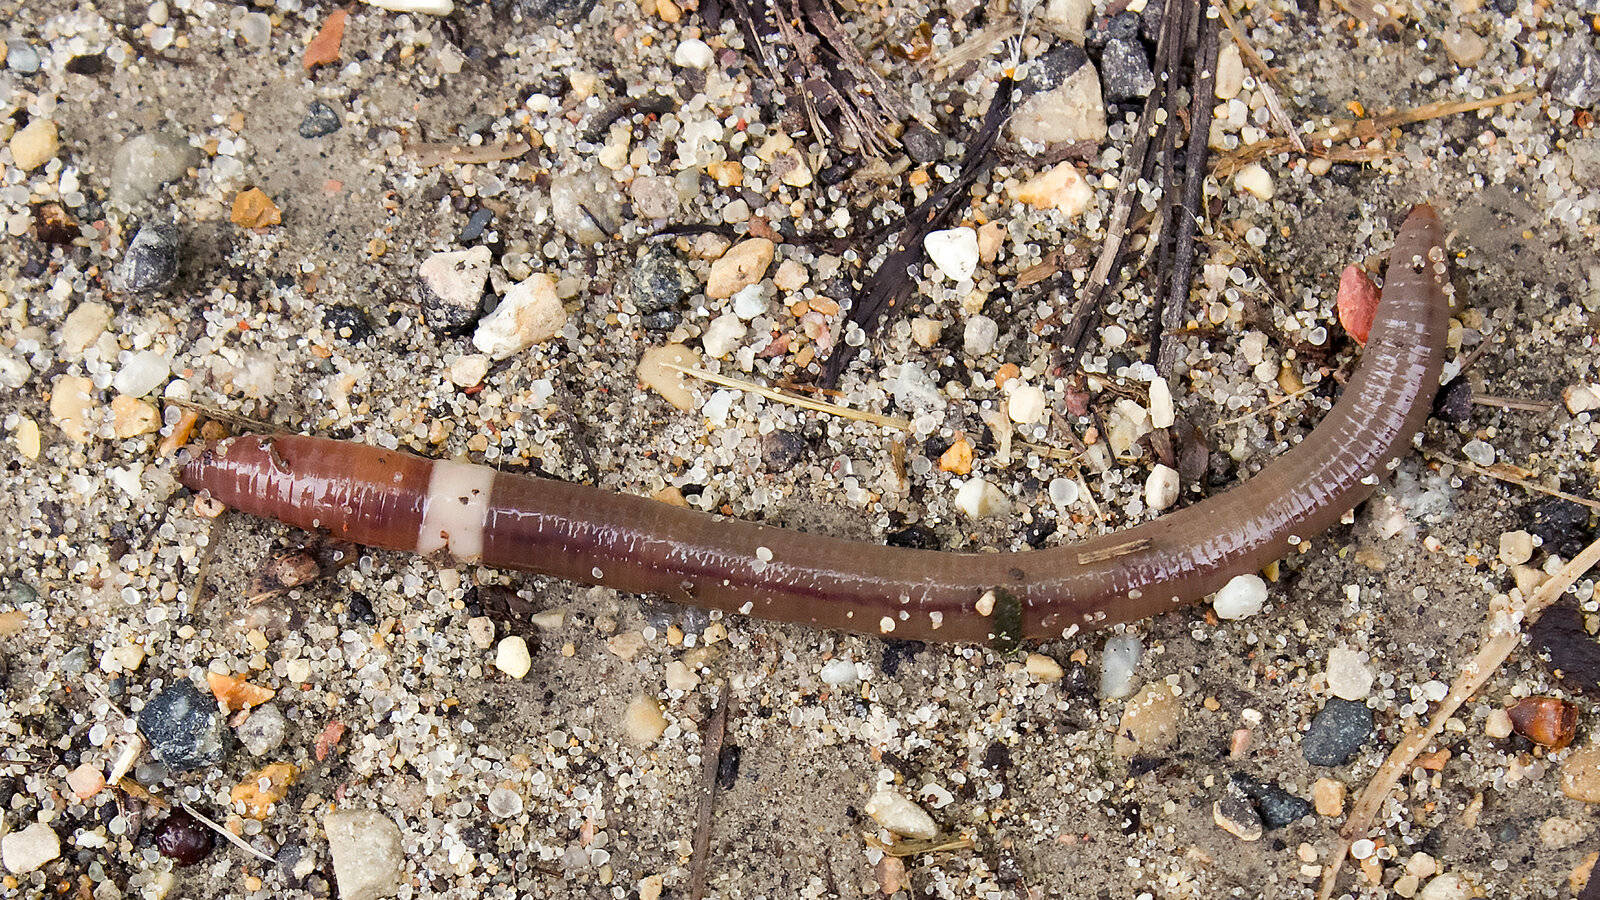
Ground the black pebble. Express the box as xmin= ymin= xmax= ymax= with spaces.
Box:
xmin=137 ymin=680 xmax=226 ymax=772
xmin=715 ymin=745 xmax=742 ymax=790
xmin=1100 ymin=38 xmax=1156 ymax=102
xmin=346 ymin=592 xmax=376 ymax=625
xmin=1529 ymin=596 xmax=1600 ymax=698
xmin=322 ymin=304 xmax=375 ymax=342
xmin=1021 ymin=42 xmax=1090 ymax=95
xmin=817 ymin=157 xmax=858 ymax=186
xmin=1231 ymin=773 xmax=1313 ymax=829
xmin=1301 ymin=698 xmax=1374 ymax=766
xmin=886 ymin=524 xmax=940 ymax=550
xmin=1432 ymin=376 xmax=1473 ymax=423
xmin=154 ymin=810 xmax=214 ymax=866
xmin=630 ymin=245 xmax=694 ymax=315
xmin=490 ymin=0 xmax=600 ymax=23
xmin=879 ymin=639 xmax=922 ymax=677
xmin=458 ymin=207 xmax=495 ymax=244
xmin=760 ymin=430 xmax=807 ymax=471
xmin=1024 ymin=521 xmax=1056 ymax=548
xmin=114 ymin=223 xmax=179 ymax=294
xmin=900 ymin=123 xmax=945 ymax=165
xmin=65 ymin=54 xmax=106 ymax=75
xmin=641 ymin=310 xmax=680 ymax=331
xmin=1527 ymin=497 xmax=1594 ymax=558
xmin=299 ymin=101 xmax=342 ymax=139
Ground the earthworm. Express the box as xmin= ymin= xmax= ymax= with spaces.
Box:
xmin=179 ymin=205 xmax=1451 ymax=647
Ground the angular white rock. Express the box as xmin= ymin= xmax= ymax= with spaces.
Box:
xmin=2 ymin=822 xmax=61 ymax=875
xmin=924 ymin=227 xmax=980 ymax=282
xmin=1007 ymin=382 xmax=1048 ymax=424
xmin=494 ymin=636 xmax=531 ymax=679
xmin=323 ymin=809 xmax=405 ymax=900
xmin=113 ymin=350 xmax=171 ymax=397
xmin=1326 ymin=647 xmax=1374 ymax=701
xmin=1234 ymin=163 xmax=1274 ymax=200
xmin=1148 ymin=376 xmax=1175 ymax=429
xmin=1144 ymin=464 xmax=1180 ymax=511
xmin=954 ymin=478 xmax=1009 ymax=519
xmin=473 ymin=274 xmax=566 ymax=360
xmin=1213 ymin=574 xmax=1268 ymax=620
xmin=865 ymin=787 xmax=939 ymax=839
xmin=701 ymin=313 xmax=747 ymax=359
xmin=362 ymin=0 xmax=453 ymax=13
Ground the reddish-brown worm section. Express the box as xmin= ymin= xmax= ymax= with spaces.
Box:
xmin=180 ymin=205 xmax=1452 ymax=646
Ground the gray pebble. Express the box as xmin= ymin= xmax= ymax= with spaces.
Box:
xmin=1021 ymin=42 xmax=1090 ymax=95
xmin=110 ymin=133 xmax=197 ymax=207
xmin=298 ymin=101 xmax=342 ymax=139
xmin=1301 ymin=698 xmax=1374 ymax=766
xmin=1100 ymin=38 xmax=1155 ymax=102
xmin=551 ymin=168 xmax=622 ymax=244
xmin=1231 ymin=773 xmax=1313 ymax=829
xmin=1550 ymin=36 xmax=1600 ymax=109
xmin=235 ymin=703 xmax=288 ymax=756
xmin=901 ymin=123 xmax=945 ymax=165
xmin=6 ymin=40 xmax=40 ymax=74
xmin=630 ymin=244 xmax=694 ymax=315
xmin=137 ymin=680 xmax=226 ymax=772
xmin=491 ymin=0 xmax=599 ymax=23
xmin=1099 ymin=634 xmax=1143 ymax=699
xmin=113 ymin=223 xmax=179 ymax=293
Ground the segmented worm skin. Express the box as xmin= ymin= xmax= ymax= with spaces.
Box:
xmin=180 ymin=205 xmax=1452 ymax=646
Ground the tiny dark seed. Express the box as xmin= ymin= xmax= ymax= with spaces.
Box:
xmin=154 ymin=810 xmax=214 ymax=866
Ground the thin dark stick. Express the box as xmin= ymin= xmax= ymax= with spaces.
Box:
xmin=1149 ymin=0 xmax=1195 ymax=361
xmin=1057 ymin=0 xmax=1191 ymax=365
xmin=688 ymin=687 xmax=734 ymax=900
xmin=1154 ymin=4 xmax=1220 ymax=376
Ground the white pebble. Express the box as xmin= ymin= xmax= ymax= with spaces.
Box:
xmin=2 ymin=822 xmax=61 ymax=874
xmin=494 ymin=636 xmax=531 ymax=678
xmin=1498 ymin=530 xmax=1534 ymax=566
xmin=361 ymin=0 xmax=454 ymax=13
xmin=700 ymin=313 xmax=747 ymax=360
xmin=1007 ymin=383 xmax=1047 ymax=424
xmin=954 ymin=478 xmax=1009 ymax=518
xmin=623 ymin=695 xmax=668 ymax=744
xmin=963 ymin=315 xmax=998 ymax=356
xmin=1212 ymin=574 xmax=1267 ymax=620
xmin=1048 ymin=476 xmax=1080 ymax=506
xmin=731 ymin=284 xmax=770 ymax=320
xmin=487 ymin=787 xmax=524 ymax=818
xmin=1462 ymin=439 xmax=1495 ymax=466
xmin=923 ymin=227 xmax=980 ymax=282
xmin=473 ymin=274 xmax=566 ymax=360
xmin=1234 ymin=163 xmax=1274 ymax=200
xmin=1144 ymin=464 xmax=1180 ymax=511
xmin=673 ymin=38 xmax=715 ymax=69
xmin=1326 ymin=647 xmax=1373 ymax=701
xmin=112 ymin=350 xmax=170 ymax=397
xmin=1147 ymin=376 xmax=1174 ymax=428
xmin=1100 ymin=635 xmax=1143 ymax=699
xmin=819 ymin=659 xmax=859 ymax=686
xmin=864 ymin=787 xmax=939 ymax=839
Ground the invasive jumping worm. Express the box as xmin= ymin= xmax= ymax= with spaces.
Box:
xmin=180 ymin=205 xmax=1451 ymax=647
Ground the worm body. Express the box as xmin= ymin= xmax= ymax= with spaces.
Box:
xmin=181 ymin=205 xmax=1451 ymax=645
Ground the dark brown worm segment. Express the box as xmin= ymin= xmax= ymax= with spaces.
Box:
xmin=180 ymin=205 xmax=1452 ymax=647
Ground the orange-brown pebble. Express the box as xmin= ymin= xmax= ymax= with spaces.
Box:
xmin=994 ymin=363 xmax=1021 ymax=390
xmin=939 ymin=438 xmax=973 ymax=475
xmin=1508 ymin=697 xmax=1578 ymax=749
xmin=229 ymin=762 xmax=297 ymax=819
xmin=207 ymin=672 xmax=275 ymax=712
xmin=302 ymin=9 xmax=347 ymax=69
xmin=231 ymin=188 xmax=282 ymax=228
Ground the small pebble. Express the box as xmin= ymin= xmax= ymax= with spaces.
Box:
xmin=1337 ymin=265 xmax=1379 ymax=344
xmin=637 ymin=343 xmax=699 ymax=410
xmin=1508 ymin=696 xmax=1578 ymax=749
xmin=1564 ymin=383 xmax=1600 ymax=414
xmin=66 ymin=763 xmax=104 ymax=800
xmin=1147 ymin=377 xmax=1174 ymax=428
xmin=113 ymin=350 xmax=171 ymax=397
xmin=1025 ymin=652 xmax=1064 ymax=683
xmin=419 ymin=247 xmax=492 ymax=337
xmin=705 ymin=238 xmax=774 ymax=299
xmin=1010 ymin=161 xmax=1094 ymax=215
xmin=623 ymin=695 xmax=668 ymax=744
xmin=487 ymin=787 xmax=524 ymax=818
xmin=1100 ymin=635 xmax=1142 ymax=699
xmin=153 ymin=810 xmax=213 ymax=866
xmin=236 ymin=703 xmax=288 ymax=756
xmin=673 ymin=38 xmax=714 ymax=69
xmin=629 ymin=175 xmax=680 ymax=219
xmin=1417 ymin=873 xmax=1473 ymax=900
xmin=363 ymin=0 xmax=455 ymax=12
xmin=5 ymin=40 xmax=40 ymax=74
xmin=1 ymin=822 xmax=59 ymax=874
xmin=1561 ymin=744 xmax=1600 ymax=801
xmin=1498 ymin=530 xmax=1534 ymax=566
xmin=963 ymin=315 xmax=999 ymax=356
xmin=466 ymin=616 xmax=496 ymax=649
xmin=923 ymin=227 xmax=980 ymax=282
xmin=701 ymin=313 xmax=747 ymax=360
xmin=1007 ymin=382 xmax=1047 ymax=424
xmin=110 ymin=132 xmax=196 ymax=207
xmin=324 ymin=808 xmax=406 ymax=900
xmin=1113 ymin=682 xmax=1181 ymax=757
xmin=60 ymin=302 xmax=112 ymax=355
xmin=138 ymin=679 xmax=225 ymax=772
xmin=1549 ymin=35 xmax=1600 ymax=109
xmin=473 ymin=274 xmax=564 ymax=359
xmin=1233 ymin=163 xmax=1274 ymax=200
xmin=910 ymin=317 xmax=942 ymax=348
xmin=865 ymin=787 xmax=939 ymax=839
xmin=1100 ymin=36 xmax=1155 ymax=102
xmin=494 ymin=636 xmax=531 ymax=678
xmin=1011 ymin=52 xmax=1106 ymax=144
xmin=1232 ymin=773 xmax=1313 ymax=829
xmin=1144 ymin=464 xmax=1180 ymax=512
xmin=1462 ymin=439 xmax=1495 ymax=466
xmin=1325 ymin=647 xmax=1373 ymax=701
xmin=10 ymin=119 xmax=58 ymax=172
xmin=299 ymin=101 xmax=343 ymax=139
xmin=51 ymin=374 xmax=96 ymax=443
xmin=1312 ymin=777 xmax=1346 ymax=816
xmin=1214 ymin=42 xmax=1244 ymax=99
xmin=447 ymin=354 xmax=490 ymax=388
xmin=1484 ymin=707 xmax=1514 ymax=739
xmin=819 ymin=658 xmax=858 ymax=686
xmin=1213 ymin=791 xmax=1263 ymax=842
xmin=1212 ymin=573 xmax=1266 ymax=620
xmin=550 ymin=168 xmax=621 ymax=244
xmin=113 ymin=223 xmax=179 ymax=293
xmin=1302 ymin=698 xmax=1374 ymax=766
xmin=954 ymin=478 xmax=1008 ymax=519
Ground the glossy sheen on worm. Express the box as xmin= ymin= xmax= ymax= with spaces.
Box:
xmin=180 ymin=205 xmax=1452 ymax=646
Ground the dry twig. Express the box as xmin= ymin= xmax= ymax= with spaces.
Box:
xmin=689 ymin=688 xmax=734 ymax=899
xmin=665 ymin=363 xmax=911 ymax=430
